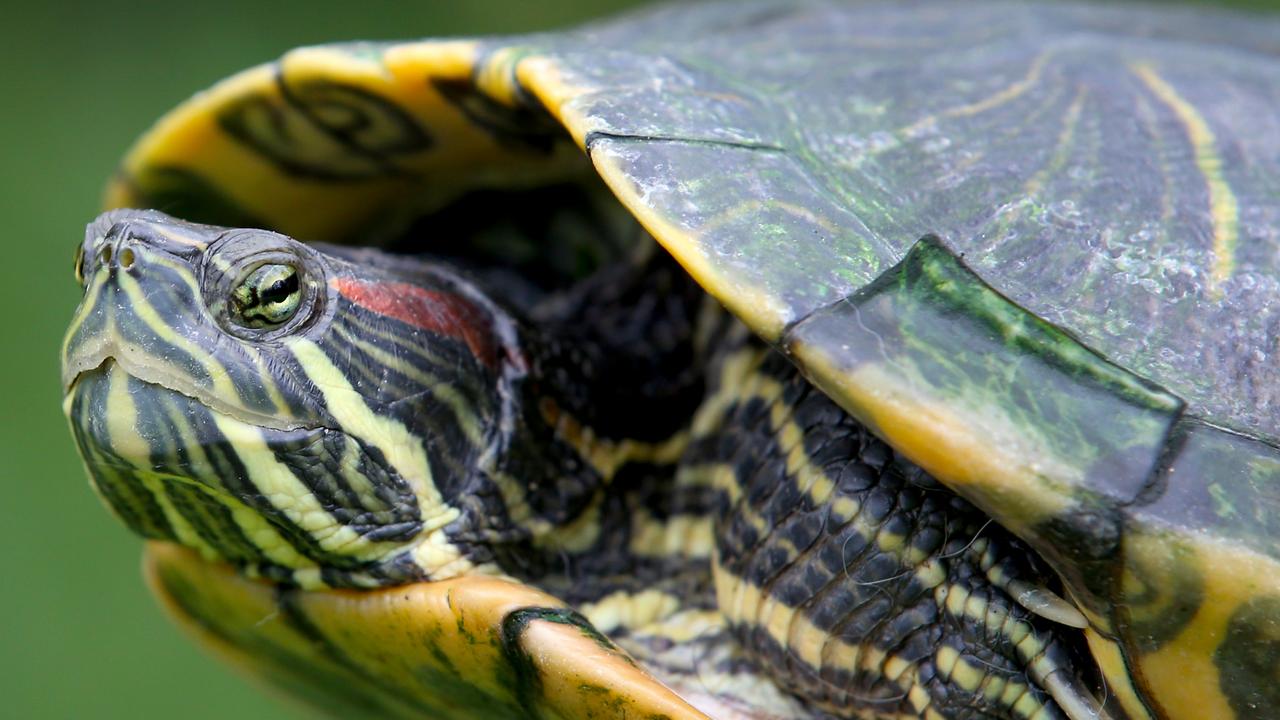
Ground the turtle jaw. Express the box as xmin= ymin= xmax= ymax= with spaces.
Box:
xmin=64 ymin=358 xmax=443 ymax=590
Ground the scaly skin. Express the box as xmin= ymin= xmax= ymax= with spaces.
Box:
xmin=65 ymin=211 xmax=1108 ymax=719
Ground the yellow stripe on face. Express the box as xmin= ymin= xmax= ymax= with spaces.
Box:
xmin=104 ymin=363 xmax=215 ymax=558
xmin=156 ymin=396 xmax=316 ymax=571
xmin=335 ymin=326 xmax=487 ymax=447
xmin=61 ymin=263 xmax=108 ymax=364
xmin=288 ymin=339 xmax=471 ymax=578
xmin=208 ymin=408 xmax=384 ymax=563
xmin=1131 ymin=62 xmax=1239 ymax=296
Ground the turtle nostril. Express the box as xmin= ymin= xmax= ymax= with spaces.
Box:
xmin=100 ymin=244 xmax=113 ymax=267
xmin=119 ymin=247 xmax=136 ymax=269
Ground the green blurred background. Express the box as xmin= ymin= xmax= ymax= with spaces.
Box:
xmin=2 ymin=1 xmax=1277 ymax=718
xmin=0 ymin=3 xmax=650 ymax=718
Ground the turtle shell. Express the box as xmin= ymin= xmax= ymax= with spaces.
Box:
xmin=105 ymin=2 xmax=1280 ymax=718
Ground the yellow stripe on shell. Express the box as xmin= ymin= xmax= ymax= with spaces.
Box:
xmin=589 ymin=147 xmax=791 ymax=341
xmin=509 ymin=53 xmax=794 ymax=340
xmin=1131 ymin=62 xmax=1239 ymax=297
xmin=1082 ymin=629 xmax=1156 ymax=720
xmin=901 ymin=49 xmax=1054 ymax=139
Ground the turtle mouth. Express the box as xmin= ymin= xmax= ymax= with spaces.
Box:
xmin=63 ymin=347 xmax=309 ymax=432
xmin=64 ymin=356 xmax=449 ymax=590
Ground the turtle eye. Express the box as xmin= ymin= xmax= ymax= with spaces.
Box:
xmin=231 ymin=263 xmax=302 ymax=328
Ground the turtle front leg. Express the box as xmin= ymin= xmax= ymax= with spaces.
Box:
xmin=695 ymin=349 xmax=1108 ymax=720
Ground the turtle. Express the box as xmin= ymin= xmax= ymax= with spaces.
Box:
xmin=59 ymin=1 xmax=1280 ymax=719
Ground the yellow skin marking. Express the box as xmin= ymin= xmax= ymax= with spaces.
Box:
xmin=1132 ymin=62 xmax=1239 ymax=296
xmin=578 ymin=589 xmax=683 ymax=636
xmin=538 ymin=396 xmax=691 ymax=480
xmin=154 ymin=393 xmax=316 ymax=571
xmin=506 ymin=394 xmax=693 ymax=555
xmin=627 ymin=507 xmax=714 ymax=560
xmin=487 ymin=469 xmax=553 ymax=538
xmin=209 ymin=407 xmax=388 ymax=562
xmin=95 ymin=362 xmax=318 ymax=578
xmin=535 ymin=489 xmax=605 ymax=554
xmin=331 ymin=323 xmax=487 ymax=446
xmin=706 ymin=361 xmax=1070 ymax=720
xmin=288 ymin=339 xmax=471 ymax=578
xmin=73 ymin=252 xmax=295 ymax=429
xmin=102 ymin=364 xmax=219 ymax=559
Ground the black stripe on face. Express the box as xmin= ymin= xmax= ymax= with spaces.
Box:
xmin=321 ymin=309 xmax=501 ymax=502
xmin=162 ymin=480 xmax=269 ymax=565
xmin=266 ymin=426 xmax=423 ymax=543
xmin=197 ymin=432 xmax=368 ymax=569
xmin=326 ymin=309 xmax=499 ymax=412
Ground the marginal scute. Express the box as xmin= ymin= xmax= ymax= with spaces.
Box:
xmin=1116 ymin=420 xmax=1280 ymax=720
xmin=782 ymin=235 xmax=1179 ymax=538
xmin=1214 ymin=595 xmax=1280 ymax=716
xmin=106 ymin=40 xmax=589 ymax=245
xmin=586 ymin=136 xmax=886 ymax=340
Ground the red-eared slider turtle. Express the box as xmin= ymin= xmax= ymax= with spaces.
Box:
xmin=61 ymin=2 xmax=1280 ymax=719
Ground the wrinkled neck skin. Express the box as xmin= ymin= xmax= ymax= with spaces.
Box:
xmin=62 ymin=209 xmax=703 ymax=591
xmin=311 ymin=240 xmax=689 ymax=579
xmin=442 ymin=245 xmax=717 ymax=592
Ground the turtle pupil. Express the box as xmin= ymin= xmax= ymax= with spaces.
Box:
xmin=232 ymin=264 xmax=303 ymax=328
xmin=262 ymin=273 xmax=299 ymax=304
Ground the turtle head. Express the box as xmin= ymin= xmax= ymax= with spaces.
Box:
xmin=62 ymin=210 xmax=513 ymax=588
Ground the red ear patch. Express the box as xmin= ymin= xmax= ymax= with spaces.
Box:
xmin=331 ymin=277 xmax=498 ymax=368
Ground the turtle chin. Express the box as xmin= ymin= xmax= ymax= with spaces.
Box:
xmin=65 ymin=358 xmax=431 ymax=590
